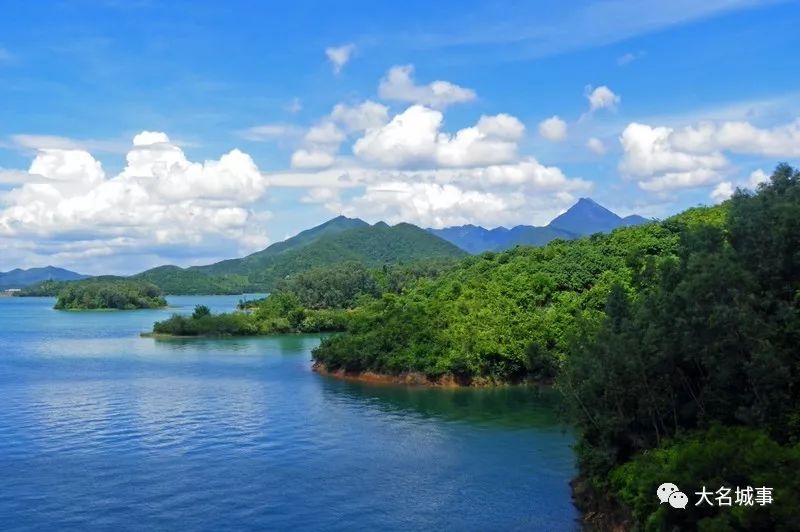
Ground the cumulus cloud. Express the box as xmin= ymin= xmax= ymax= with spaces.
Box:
xmin=619 ymin=122 xmax=727 ymax=191
xmin=269 ymin=156 xmax=590 ymax=228
xmin=709 ymin=168 xmax=771 ymax=203
xmin=538 ymin=116 xmax=567 ymax=142
xmin=330 ymin=101 xmax=389 ymax=132
xmin=710 ymin=181 xmax=735 ymax=202
xmin=620 ymin=119 xmax=800 ymax=192
xmin=325 ymin=43 xmax=355 ymax=74
xmin=586 ymin=85 xmax=621 ymax=112
xmin=586 ymin=137 xmax=606 ymax=155
xmin=0 ymin=132 xmax=270 ymax=270
xmin=378 ymin=65 xmax=476 ymax=109
xmin=304 ymin=122 xmax=346 ymax=145
xmin=353 ymin=105 xmax=524 ymax=168
xmin=289 ymin=100 xmax=390 ymax=169
xmin=669 ymin=120 xmax=800 ymax=157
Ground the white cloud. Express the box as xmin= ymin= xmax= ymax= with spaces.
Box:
xmin=238 ymin=124 xmax=303 ymax=141
xmin=300 ymin=187 xmax=342 ymax=212
xmin=619 ymin=122 xmax=727 ymax=191
xmin=341 ymin=174 xmax=586 ymax=229
xmin=617 ymin=51 xmax=644 ymax=66
xmin=304 ymin=122 xmax=346 ymax=145
xmin=538 ymin=116 xmax=567 ymax=142
xmin=353 ymin=105 xmax=523 ymax=168
xmin=28 ymin=149 xmax=106 ymax=184
xmin=709 ymin=168 xmax=771 ymax=203
xmin=586 ymin=137 xmax=606 ymax=154
xmin=710 ymin=181 xmax=735 ymax=202
xmin=270 ymin=96 xmax=587 ymax=227
xmin=8 ymin=134 xmax=129 ymax=154
xmin=0 ymin=132 xmax=270 ymax=270
xmin=270 ymin=157 xmax=589 ymax=228
xmin=639 ymin=168 xmax=720 ymax=192
xmin=670 ymin=120 xmax=800 ymax=157
xmin=747 ymin=168 xmax=770 ymax=188
xmin=330 ymin=100 xmax=389 ymax=132
xmin=325 ymin=43 xmax=355 ymax=74
xmin=378 ymin=65 xmax=476 ymax=109
xmin=620 ymin=118 xmax=800 ymax=192
xmin=291 ymin=149 xmax=336 ymax=169
xmin=586 ymin=85 xmax=621 ymax=112
xmin=287 ymin=100 xmax=390 ymax=170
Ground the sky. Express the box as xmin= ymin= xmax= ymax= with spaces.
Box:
xmin=1 ymin=0 xmax=799 ymax=274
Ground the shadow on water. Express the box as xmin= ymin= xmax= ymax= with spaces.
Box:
xmin=319 ymin=377 xmax=570 ymax=430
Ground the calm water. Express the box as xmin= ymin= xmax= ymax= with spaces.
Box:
xmin=0 ymin=296 xmax=578 ymax=531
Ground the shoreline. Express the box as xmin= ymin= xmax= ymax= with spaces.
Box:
xmin=311 ymin=361 xmax=546 ymax=388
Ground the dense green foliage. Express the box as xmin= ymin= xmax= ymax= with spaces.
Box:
xmin=312 ymin=211 xmax=702 ymax=382
xmin=133 ymin=265 xmax=249 ymax=295
xmin=17 ymin=279 xmax=68 ymax=296
xmin=192 ymin=221 xmax=466 ymax=292
xmin=611 ymin=426 xmax=800 ymax=530
xmin=559 ymin=164 xmax=800 ymax=528
xmin=150 ymin=260 xmax=457 ymax=337
xmin=54 ymin=279 xmax=167 ymax=310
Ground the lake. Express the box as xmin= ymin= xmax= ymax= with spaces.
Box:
xmin=0 ymin=295 xmax=578 ymax=531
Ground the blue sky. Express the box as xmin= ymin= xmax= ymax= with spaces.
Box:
xmin=1 ymin=0 xmax=799 ymax=274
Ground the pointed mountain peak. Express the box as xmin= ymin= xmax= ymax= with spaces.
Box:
xmin=548 ymin=198 xmax=623 ymax=236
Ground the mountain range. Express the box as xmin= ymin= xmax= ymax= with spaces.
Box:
xmin=12 ymin=198 xmax=650 ymax=293
xmin=0 ymin=266 xmax=87 ymax=290
xmin=428 ymin=198 xmax=649 ymax=253
xmin=133 ymin=217 xmax=467 ymax=294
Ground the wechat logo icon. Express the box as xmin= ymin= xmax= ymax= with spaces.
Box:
xmin=657 ymin=483 xmax=688 ymax=509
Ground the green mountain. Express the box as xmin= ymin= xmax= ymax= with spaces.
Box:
xmin=132 ymin=266 xmax=248 ymax=295
xmin=193 ymin=215 xmax=369 ymax=277
xmin=136 ymin=217 xmax=466 ymax=294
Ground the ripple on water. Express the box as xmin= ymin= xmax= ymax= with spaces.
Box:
xmin=0 ymin=296 xmax=579 ymax=531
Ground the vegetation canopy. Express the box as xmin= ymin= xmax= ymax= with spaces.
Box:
xmin=54 ymin=279 xmax=167 ymax=310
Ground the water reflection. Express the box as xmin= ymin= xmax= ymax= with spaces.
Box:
xmin=319 ymin=377 xmax=570 ymax=430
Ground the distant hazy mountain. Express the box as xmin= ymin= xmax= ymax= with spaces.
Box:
xmin=136 ymin=216 xmax=466 ymax=293
xmin=0 ymin=266 xmax=87 ymax=289
xmin=549 ymin=197 xmax=638 ymax=235
xmin=429 ymin=198 xmax=650 ymax=253
xmin=429 ymin=225 xmax=576 ymax=254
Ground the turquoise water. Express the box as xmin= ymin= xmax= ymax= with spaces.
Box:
xmin=0 ymin=296 xmax=578 ymax=531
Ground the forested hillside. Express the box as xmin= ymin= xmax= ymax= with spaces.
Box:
xmin=138 ymin=218 xmax=465 ymax=293
xmin=150 ymin=259 xmax=457 ymax=336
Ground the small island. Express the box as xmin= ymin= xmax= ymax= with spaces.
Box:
xmin=54 ymin=279 xmax=167 ymax=310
